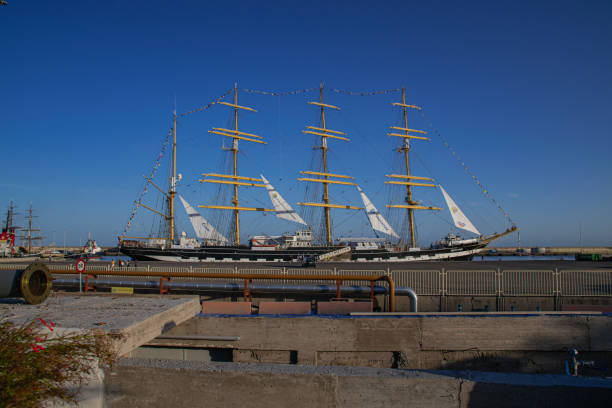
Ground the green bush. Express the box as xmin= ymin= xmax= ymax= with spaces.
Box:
xmin=0 ymin=317 xmax=119 ymax=407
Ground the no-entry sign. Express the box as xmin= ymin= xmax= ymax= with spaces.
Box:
xmin=76 ymin=258 xmax=86 ymax=273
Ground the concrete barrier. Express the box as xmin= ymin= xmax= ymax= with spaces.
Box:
xmin=317 ymin=301 xmax=373 ymax=314
xmin=104 ymin=359 xmax=612 ymax=408
xmin=151 ymin=313 xmax=612 ymax=374
xmin=258 ymin=301 xmax=311 ymax=315
xmin=202 ymin=301 xmax=252 ymax=315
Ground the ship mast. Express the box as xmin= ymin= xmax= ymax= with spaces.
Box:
xmin=120 ymin=108 xmax=179 ymax=244
xmin=168 ymin=111 xmax=177 ymax=242
xmin=298 ymin=84 xmax=361 ymax=245
xmin=20 ymin=203 xmax=42 ymax=254
xmin=3 ymin=200 xmax=21 ymax=255
xmin=386 ymin=88 xmax=441 ymax=247
xmin=199 ymin=84 xmax=274 ymax=245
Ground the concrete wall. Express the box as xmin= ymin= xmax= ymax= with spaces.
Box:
xmin=142 ymin=313 xmax=612 ymax=375
xmin=104 ymin=359 xmax=612 ymax=408
xmin=393 ymin=294 xmax=612 ymax=313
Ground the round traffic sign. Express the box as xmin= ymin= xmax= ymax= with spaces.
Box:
xmin=76 ymin=258 xmax=86 ymax=273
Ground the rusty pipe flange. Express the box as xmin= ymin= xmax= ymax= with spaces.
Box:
xmin=20 ymin=262 xmax=52 ymax=304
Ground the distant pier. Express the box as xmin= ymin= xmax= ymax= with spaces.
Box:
xmin=487 ymin=246 xmax=612 ymax=256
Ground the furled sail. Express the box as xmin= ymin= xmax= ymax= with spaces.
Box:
xmin=178 ymin=195 xmax=228 ymax=243
xmin=357 ymin=186 xmax=399 ymax=238
xmin=260 ymin=174 xmax=307 ymax=225
xmin=438 ymin=186 xmax=481 ymax=235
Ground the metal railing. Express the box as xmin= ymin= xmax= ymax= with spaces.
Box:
xmin=560 ymin=270 xmax=612 ymax=297
xmin=1 ymin=263 xmax=611 ymax=297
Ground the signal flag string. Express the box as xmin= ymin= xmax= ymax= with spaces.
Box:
xmin=241 ymin=87 xmax=317 ymax=96
xmin=240 ymin=87 xmax=401 ymax=97
xmin=179 ymin=88 xmax=234 ymax=117
xmin=331 ymin=88 xmax=401 ymax=96
xmin=122 ymin=127 xmax=172 ymax=237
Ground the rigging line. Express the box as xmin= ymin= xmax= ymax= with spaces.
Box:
xmin=430 ymin=207 xmax=456 ymax=229
xmin=277 ymin=94 xmax=283 ymax=178
xmin=332 ymin=211 xmax=362 ymax=231
xmin=332 ymin=107 xmax=386 ymax=175
xmin=241 ymin=87 xmax=317 ymax=96
xmin=331 ymin=88 xmax=401 ymax=96
xmin=413 ymin=145 xmax=499 ymax=233
xmin=179 ymin=88 xmax=234 ymax=118
xmin=122 ymin=126 xmax=172 ymax=235
xmin=411 ymin=149 xmax=497 ymax=233
xmin=412 ymin=104 xmax=516 ymax=227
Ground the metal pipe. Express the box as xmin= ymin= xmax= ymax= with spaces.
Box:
xmin=0 ymin=263 xmax=52 ymax=304
xmin=53 ymin=277 xmax=413 ymax=312
xmin=395 ymin=286 xmax=418 ymax=312
xmin=53 ymin=278 xmax=389 ymax=295
xmin=52 ymin=269 xmax=386 ymax=281
xmin=51 ymin=269 xmax=396 ymax=311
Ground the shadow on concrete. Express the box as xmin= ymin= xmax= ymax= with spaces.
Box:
xmin=425 ymin=369 xmax=612 ymax=407
xmin=0 ymin=297 xmax=26 ymax=304
xmin=465 ymin=381 xmax=612 ymax=407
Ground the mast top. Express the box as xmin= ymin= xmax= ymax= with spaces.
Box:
xmin=298 ymin=83 xmax=360 ymax=245
xmin=199 ymin=84 xmax=271 ymax=246
xmin=385 ymin=87 xmax=439 ymax=247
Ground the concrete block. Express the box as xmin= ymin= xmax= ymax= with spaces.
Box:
xmin=183 ymin=348 xmax=213 ymax=362
xmin=258 ymin=301 xmax=311 ymax=315
xmin=130 ymin=346 xmax=184 ymax=360
xmin=336 ymin=374 xmax=460 ymax=408
xmin=421 ymin=315 xmax=591 ymax=351
xmin=158 ymin=314 xmax=612 ymax=373
xmin=317 ymin=301 xmax=372 ymax=314
xmin=105 ymin=360 xmax=612 ymax=408
xmin=317 ymin=351 xmax=395 ymax=368
xmin=353 ymin=317 xmax=421 ymax=356
xmin=0 ymin=293 xmax=202 ymax=356
xmin=233 ymin=349 xmax=295 ymax=364
xmin=419 ymin=350 xmax=568 ymax=374
xmin=202 ymin=301 xmax=251 ymax=315
xmin=588 ymin=317 xmax=612 ymax=350
xmin=561 ymin=304 xmax=612 ymax=312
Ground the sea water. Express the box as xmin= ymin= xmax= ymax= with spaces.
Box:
xmin=474 ymin=255 xmax=575 ymax=261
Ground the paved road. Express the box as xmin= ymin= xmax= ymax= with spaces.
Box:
xmin=40 ymin=259 xmax=612 ymax=271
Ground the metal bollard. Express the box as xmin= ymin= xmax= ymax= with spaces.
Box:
xmin=0 ymin=262 xmax=53 ymax=304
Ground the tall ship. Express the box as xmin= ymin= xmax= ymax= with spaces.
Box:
xmin=119 ymin=85 xmax=517 ymax=262
xmin=0 ymin=201 xmax=19 ymax=258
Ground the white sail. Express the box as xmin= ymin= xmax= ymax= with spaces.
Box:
xmin=439 ymin=186 xmax=481 ymax=235
xmin=178 ymin=195 xmax=228 ymax=243
xmin=357 ymin=186 xmax=399 ymax=239
xmin=260 ymin=174 xmax=307 ymax=225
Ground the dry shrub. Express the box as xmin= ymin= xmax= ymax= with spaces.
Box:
xmin=0 ymin=317 xmax=120 ymax=407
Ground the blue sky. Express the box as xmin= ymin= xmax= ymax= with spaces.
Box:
xmin=1 ymin=0 xmax=611 ymax=247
